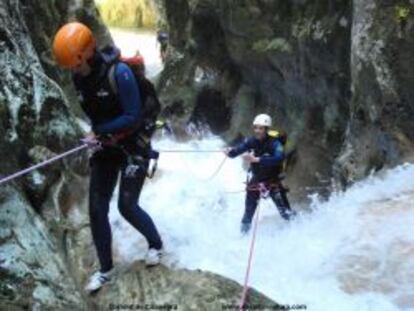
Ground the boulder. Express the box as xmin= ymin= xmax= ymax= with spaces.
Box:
xmin=90 ymin=261 xmax=277 ymax=311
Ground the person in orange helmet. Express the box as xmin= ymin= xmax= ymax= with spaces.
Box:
xmin=53 ymin=22 xmax=163 ymax=293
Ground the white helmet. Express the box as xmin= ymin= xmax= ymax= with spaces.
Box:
xmin=253 ymin=114 xmax=272 ymax=127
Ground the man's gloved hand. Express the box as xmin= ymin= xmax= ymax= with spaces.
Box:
xmin=148 ymin=149 xmax=160 ymax=160
xmin=99 ymin=134 xmax=119 ymax=146
xmin=81 ymin=133 xmax=99 ymax=146
xmin=243 ymin=153 xmax=260 ymax=164
xmin=223 ymin=147 xmax=232 ymax=157
xmin=81 ymin=133 xmax=102 ymax=151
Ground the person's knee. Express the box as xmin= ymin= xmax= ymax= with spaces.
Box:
xmin=118 ymin=200 xmax=131 ymax=219
xmin=118 ymin=191 xmax=137 ymax=219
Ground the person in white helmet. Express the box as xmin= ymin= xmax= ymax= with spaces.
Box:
xmin=226 ymin=114 xmax=296 ymax=233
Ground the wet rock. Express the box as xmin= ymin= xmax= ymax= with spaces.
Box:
xmin=158 ymin=0 xmax=352 ymax=193
xmin=158 ymin=0 xmax=414 ymax=191
xmin=0 ymin=187 xmax=84 ymax=310
xmin=335 ymin=0 xmax=414 ymax=185
xmin=191 ymin=87 xmax=231 ymax=134
xmin=0 ymin=0 xmax=97 ymax=308
xmin=90 ymin=261 xmax=277 ymax=311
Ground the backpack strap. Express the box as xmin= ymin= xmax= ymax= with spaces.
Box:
xmin=107 ymin=63 xmax=119 ymax=95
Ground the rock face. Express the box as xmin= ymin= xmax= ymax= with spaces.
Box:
xmin=91 ymin=262 xmax=276 ymax=311
xmin=0 ymin=0 xmax=94 ymax=308
xmin=335 ymin=0 xmax=414 ymax=184
xmin=157 ymin=0 xmax=414 ymax=192
xmin=157 ymin=0 xmax=352 ymax=193
xmin=0 ymin=187 xmax=84 ymax=310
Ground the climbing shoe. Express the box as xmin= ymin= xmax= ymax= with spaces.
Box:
xmin=281 ymin=209 xmax=297 ymax=221
xmin=84 ymin=268 xmax=114 ymax=293
xmin=240 ymin=222 xmax=251 ymax=234
xmin=145 ymin=248 xmax=163 ymax=266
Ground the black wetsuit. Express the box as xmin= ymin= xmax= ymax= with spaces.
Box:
xmin=228 ymin=135 xmax=295 ymax=225
xmin=74 ymin=46 xmax=162 ymax=272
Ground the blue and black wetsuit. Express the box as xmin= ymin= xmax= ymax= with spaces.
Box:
xmin=228 ymin=134 xmax=295 ymax=224
xmin=74 ymin=46 xmax=162 ymax=273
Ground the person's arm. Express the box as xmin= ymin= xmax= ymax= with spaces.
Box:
xmin=259 ymin=140 xmax=284 ymax=166
xmin=227 ymin=138 xmax=255 ymax=158
xmin=93 ymin=63 xmax=141 ymax=135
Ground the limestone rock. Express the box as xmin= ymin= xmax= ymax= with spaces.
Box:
xmin=0 ymin=0 xmax=98 ymax=308
xmin=90 ymin=262 xmax=277 ymax=311
xmin=0 ymin=187 xmax=84 ymax=310
xmin=335 ymin=0 xmax=414 ymax=185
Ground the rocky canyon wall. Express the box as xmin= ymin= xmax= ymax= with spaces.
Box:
xmin=157 ymin=0 xmax=414 ymax=192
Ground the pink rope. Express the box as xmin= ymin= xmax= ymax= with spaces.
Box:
xmin=239 ymin=205 xmax=261 ymax=310
xmin=0 ymin=144 xmax=88 ymax=186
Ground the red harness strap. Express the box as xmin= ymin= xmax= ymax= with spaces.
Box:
xmin=99 ymin=129 xmax=136 ymax=147
xmin=246 ymin=181 xmax=286 ymax=198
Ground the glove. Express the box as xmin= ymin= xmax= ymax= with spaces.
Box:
xmin=81 ymin=136 xmax=100 ymax=147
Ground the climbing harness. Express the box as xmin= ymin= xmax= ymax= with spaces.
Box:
xmin=223 ymin=181 xmax=289 ymax=197
xmin=239 ymin=203 xmax=261 ymax=311
xmin=246 ymin=182 xmax=284 ymax=198
xmin=0 ymin=144 xmax=89 ymax=186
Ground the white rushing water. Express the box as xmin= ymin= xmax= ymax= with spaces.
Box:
xmin=108 ymin=29 xmax=414 ymax=311
xmin=108 ymin=136 xmax=414 ymax=311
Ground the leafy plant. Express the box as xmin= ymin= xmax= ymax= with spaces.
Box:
xmin=395 ymin=5 xmax=411 ymax=22
xmin=252 ymin=38 xmax=292 ymax=53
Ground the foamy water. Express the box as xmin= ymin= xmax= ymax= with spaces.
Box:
xmin=108 ymin=136 xmax=414 ymax=311
xmin=108 ymin=29 xmax=414 ymax=311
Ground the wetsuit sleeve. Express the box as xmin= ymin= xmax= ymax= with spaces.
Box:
xmin=259 ymin=140 xmax=284 ymax=166
xmin=228 ymin=138 xmax=255 ymax=158
xmin=93 ymin=63 xmax=141 ymax=135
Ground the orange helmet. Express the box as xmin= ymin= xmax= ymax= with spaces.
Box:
xmin=53 ymin=22 xmax=96 ymax=69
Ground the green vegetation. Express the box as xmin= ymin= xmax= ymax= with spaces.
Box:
xmin=395 ymin=5 xmax=411 ymax=22
xmin=96 ymin=0 xmax=158 ymax=29
xmin=252 ymin=38 xmax=292 ymax=53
